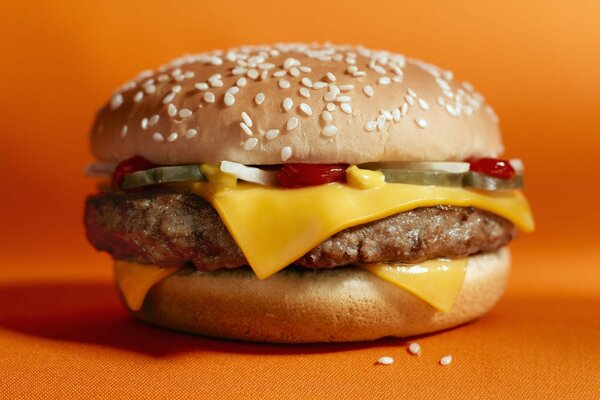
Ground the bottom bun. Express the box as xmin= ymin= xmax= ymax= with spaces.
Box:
xmin=126 ymin=248 xmax=510 ymax=343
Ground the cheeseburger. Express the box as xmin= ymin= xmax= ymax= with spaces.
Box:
xmin=85 ymin=43 xmax=534 ymax=343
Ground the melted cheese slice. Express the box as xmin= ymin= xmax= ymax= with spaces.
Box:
xmin=114 ymin=261 xmax=179 ymax=311
xmin=191 ymin=182 xmax=534 ymax=279
xmin=361 ymin=258 xmax=468 ymax=312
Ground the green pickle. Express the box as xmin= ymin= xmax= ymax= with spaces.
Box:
xmin=121 ymin=165 xmax=206 ymax=189
xmin=463 ymin=172 xmax=524 ymax=191
xmin=380 ymin=169 xmax=465 ymax=187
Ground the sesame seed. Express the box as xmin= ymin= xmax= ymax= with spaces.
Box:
xmin=240 ymin=122 xmax=253 ymax=136
xmin=228 ymin=86 xmax=240 ymax=95
xmin=485 ymin=105 xmax=500 ymax=123
xmin=327 ymin=103 xmax=336 ymax=112
xmin=377 ymin=115 xmax=386 ymax=131
xmin=149 ymin=114 xmax=160 ymax=125
xmin=120 ymin=125 xmax=128 ymax=138
xmin=445 ymin=104 xmax=457 ymax=117
xmin=273 ymin=70 xmax=287 ymax=78
xmin=377 ymin=357 xmax=394 ymax=366
xmin=329 ymin=85 xmax=340 ymax=95
xmin=381 ymin=110 xmax=393 ymax=120
xmin=133 ymin=91 xmax=144 ymax=103
xmin=195 ymin=82 xmax=209 ymax=91
xmin=255 ymin=92 xmax=265 ymax=105
xmin=301 ymin=77 xmax=313 ymax=88
xmin=247 ymin=69 xmax=259 ymax=79
xmin=286 ymin=117 xmax=299 ymax=131
xmin=418 ymin=98 xmax=430 ymax=110
xmin=322 ymin=124 xmax=338 ymax=137
xmin=204 ymin=92 xmax=215 ymax=103
xmin=290 ymin=67 xmax=300 ymax=77
xmin=443 ymin=90 xmax=454 ymax=98
xmin=210 ymin=56 xmax=223 ymax=66
xmin=232 ymin=66 xmax=246 ymax=75
xmin=415 ymin=118 xmax=428 ymax=128
xmin=321 ymin=110 xmax=333 ymax=122
xmin=172 ymin=85 xmax=182 ymax=93
xmin=241 ymin=112 xmax=252 ymax=127
xmin=110 ymin=93 xmax=123 ymax=110
xmin=179 ymin=108 xmax=192 ymax=118
xmin=283 ymin=57 xmax=298 ymax=69
xmin=439 ymin=355 xmax=452 ymax=366
xmin=243 ymin=137 xmax=259 ymax=150
xmin=152 ymin=132 xmax=164 ymax=142
xmin=163 ymin=92 xmax=176 ymax=104
xmin=408 ymin=343 xmax=421 ymax=355
xmin=347 ymin=65 xmax=358 ymax=74
xmin=437 ymin=96 xmax=445 ymax=106
xmin=324 ymin=91 xmax=337 ymax=102
xmin=378 ymin=76 xmax=391 ymax=85
xmin=282 ymin=97 xmax=293 ymax=111
xmin=436 ymin=78 xmax=451 ymax=91
xmin=392 ymin=76 xmax=403 ymax=83
xmin=236 ymin=77 xmax=247 ymax=87
xmin=299 ymin=103 xmax=313 ymax=116
xmin=313 ymin=81 xmax=327 ymax=89
xmin=299 ymin=87 xmax=310 ymax=98
xmin=280 ymin=146 xmax=292 ymax=161
xmin=209 ymin=79 xmax=224 ymax=88
xmin=340 ymin=103 xmax=352 ymax=114
xmin=373 ymin=65 xmax=386 ymax=74
xmin=336 ymin=95 xmax=351 ymax=103
xmin=167 ymin=132 xmax=178 ymax=142
xmin=265 ymin=129 xmax=280 ymax=140
xmin=401 ymin=103 xmax=408 ymax=116
xmin=168 ymin=104 xmax=177 ymax=117
xmin=224 ymin=92 xmax=235 ymax=106
xmin=326 ymin=72 xmax=336 ymax=82
xmin=405 ymin=95 xmax=415 ymax=106
xmin=185 ymin=129 xmax=198 ymax=139
xmin=462 ymin=81 xmax=474 ymax=92
xmin=299 ymin=66 xmax=312 ymax=73
xmin=407 ymin=88 xmax=417 ymax=98
xmin=365 ymin=121 xmax=377 ymax=132
xmin=279 ymin=79 xmax=291 ymax=89
xmin=141 ymin=118 xmax=148 ymax=130
xmin=363 ymin=85 xmax=374 ymax=97
xmin=260 ymin=70 xmax=269 ymax=80
xmin=144 ymin=84 xmax=156 ymax=94
xmin=340 ymin=84 xmax=354 ymax=92
xmin=392 ymin=108 xmax=401 ymax=122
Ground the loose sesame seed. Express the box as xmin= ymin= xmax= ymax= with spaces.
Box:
xmin=365 ymin=120 xmax=377 ymax=131
xmin=299 ymin=103 xmax=313 ymax=116
xmin=363 ymin=85 xmax=374 ymax=97
xmin=163 ymin=92 xmax=176 ymax=104
xmin=168 ymin=104 xmax=177 ymax=117
xmin=322 ymin=124 xmax=338 ymax=137
xmin=282 ymin=97 xmax=293 ymax=112
xmin=313 ymin=81 xmax=327 ymax=89
xmin=244 ymin=137 xmax=259 ymax=150
xmin=167 ymin=132 xmax=178 ymax=142
xmin=378 ymin=76 xmax=391 ymax=85
xmin=120 ymin=125 xmax=128 ymax=138
xmin=152 ymin=132 xmax=164 ymax=142
xmin=408 ymin=343 xmax=421 ymax=355
xmin=327 ymin=103 xmax=336 ymax=112
xmin=265 ymin=129 xmax=280 ymax=140
xmin=280 ymin=146 xmax=292 ymax=161
xmin=377 ymin=357 xmax=394 ymax=365
xmin=255 ymin=92 xmax=265 ymax=105
xmin=279 ymin=79 xmax=291 ymax=89
xmin=321 ymin=110 xmax=333 ymax=122
xmin=340 ymin=84 xmax=354 ymax=92
xmin=195 ymin=82 xmax=209 ymax=91
xmin=418 ymin=98 xmax=430 ymax=110
xmin=299 ymin=87 xmax=310 ymax=98
xmin=326 ymin=72 xmax=336 ymax=82
xmin=134 ymin=91 xmax=144 ymax=103
xmin=241 ymin=112 xmax=252 ymax=127
xmin=224 ymin=92 xmax=235 ymax=106
xmin=286 ymin=117 xmax=299 ymax=131
xmin=407 ymin=88 xmax=417 ymax=98
xmin=240 ymin=122 xmax=253 ymax=136
xmin=340 ymin=103 xmax=352 ymax=114
xmin=204 ymin=92 xmax=215 ymax=103
xmin=185 ymin=129 xmax=198 ymax=139
xmin=439 ymin=355 xmax=452 ymax=366
xmin=415 ymin=118 xmax=428 ymax=128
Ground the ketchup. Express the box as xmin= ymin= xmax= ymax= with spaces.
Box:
xmin=112 ymin=156 xmax=156 ymax=188
xmin=278 ymin=163 xmax=348 ymax=188
xmin=468 ymin=158 xmax=515 ymax=179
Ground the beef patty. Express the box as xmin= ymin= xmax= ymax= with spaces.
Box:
xmin=85 ymin=189 xmax=516 ymax=270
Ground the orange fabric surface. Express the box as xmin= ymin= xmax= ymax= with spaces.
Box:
xmin=1 ymin=0 xmax=600 ymax=398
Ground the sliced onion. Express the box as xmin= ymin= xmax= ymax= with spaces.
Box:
xmin=509 ymin=159 xmax=524 ymax=172
xmin=220 ymin=161 xmax=278 ymax=185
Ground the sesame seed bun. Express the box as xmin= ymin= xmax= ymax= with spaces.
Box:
xmin=127 ymin=249 xmax=509 ymax=343
xmin=91 ymin=43 xmax=503 ymax=165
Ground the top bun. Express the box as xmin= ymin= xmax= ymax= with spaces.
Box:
xmin=91 ymin=43 xmax=503 ymax=165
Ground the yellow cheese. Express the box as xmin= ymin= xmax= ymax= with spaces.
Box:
xmin=191 ymin=181 xmax=533 ymax=279
xmin=361 ymin=258 xmax=468 ymax=312
xmin=114 ymin=261 xmax=179 ymax=311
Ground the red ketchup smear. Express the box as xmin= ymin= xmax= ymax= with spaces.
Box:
xmin=112 ymin=156 xmax=157 ymax=188
xmin=278 ymin=164 xmax=348 ymax=188
xmin=468 ymin=158 xmax=515 ymax=179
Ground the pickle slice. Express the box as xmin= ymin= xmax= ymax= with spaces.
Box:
xmin=380 ymin=169 xmax=465 ymax=187
xmin=121 ymin=165 xmax=206 ymax=189
xmin=464 ymin=172 xmax=524 ymax=190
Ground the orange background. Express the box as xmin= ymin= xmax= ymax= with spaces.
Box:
xmin=1 ymin=0 xmax=599 ymax=398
